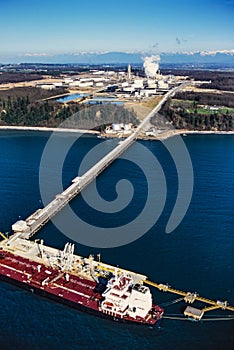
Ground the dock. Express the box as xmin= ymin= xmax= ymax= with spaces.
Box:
xmin=10 ymin=82 xmax=191 ymax=240
xmin=1 ymin=78 xmax=233 ymax=323
xmin=145 ymin=280 xmax=234 ymax=317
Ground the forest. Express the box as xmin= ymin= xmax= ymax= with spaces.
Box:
xmin=160 ymin=92 xmax=234 ymax=131
xmin=175 ymin=91 xmax=234 ymax=108
xmin=0 ymin=72 xmax=43 ymax=84
xmin=0 ymin=92 xmax=138 ymax=129
xmin=1 ymin=70 xmax=234 ymax=132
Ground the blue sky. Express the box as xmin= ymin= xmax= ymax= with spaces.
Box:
xmin=0 ymin=0 xmax=233 ymax=56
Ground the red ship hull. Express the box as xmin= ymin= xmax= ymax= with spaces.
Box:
xmin=0 ymin=250 xmax=163 ymax=325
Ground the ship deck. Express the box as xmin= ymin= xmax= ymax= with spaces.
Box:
xmin=0 ymin=237 xmax=147 ymax=284
xmin=0 ymin=245 xmax=163 ymax=325
xmin=0 ymin=249 xmax=102 ymax=311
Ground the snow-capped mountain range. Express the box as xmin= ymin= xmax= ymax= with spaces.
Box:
xmin=1 ymin=50 xmax=234 ymax=65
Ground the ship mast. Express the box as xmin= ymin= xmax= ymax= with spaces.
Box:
xmin=61 ymin=243 xmax=74 ymax=271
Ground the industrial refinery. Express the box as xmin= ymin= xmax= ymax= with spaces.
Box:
xmin=35 ymin=56 xmax=184 ymax=101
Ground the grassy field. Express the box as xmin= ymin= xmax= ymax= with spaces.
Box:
xmin=171 ymin=99 xmax=234 ymax=115
xmin=141 ymin=96 xmax=163 ymax=109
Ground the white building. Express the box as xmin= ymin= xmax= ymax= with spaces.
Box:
xmin=123 ymin=86 xmax=135 ymax=93
xmin=121 ymin=82 xmax=129 ymax=88
xmin=133 ymin=79 xmax=144 ymax=88
xmin=95 ymin=82 xmax=104 ymax=87
xmin=37 ymin=84 xmax=56 ymax=90
xmin=157 ymin=80 xmax=169 ymax=90
xmin=64 ymin=78 xmax=73 ymax=84
xmin=53 ymin=82 xmax=64 ymax=88
xmin=147 ymin=79 xmax=157 ymax=89
xmin=78 ymin=81 xmax=94 ymax=88
xmin=92 ymin=70 xmax=105 ymax=75
xmin=69 ymin=81 xmax=81 ymax=87
xmin=106 ymin=71 xmax=115 ymax=76
xmin=140 ymin=89 xmax=157 ymax=97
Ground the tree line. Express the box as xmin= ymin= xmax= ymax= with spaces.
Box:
xmin=175 ymin=91 xmax=234 ymax=108
xmin=0 ymin=95 xmax=138 ymax=128
xmin=161 ymin=98 xmax=233 ymax=131
xmin=0 ymin=96 xmax=56 ymax=126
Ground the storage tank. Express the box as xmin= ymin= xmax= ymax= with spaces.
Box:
xmin=112 ymin=123 xmax=122 ymax=131
xmin=124 ymin=123 xmax=132 ymax=131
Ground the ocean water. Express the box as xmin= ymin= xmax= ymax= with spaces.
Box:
xmin=0 ymin=131 xmax=233 ymax=350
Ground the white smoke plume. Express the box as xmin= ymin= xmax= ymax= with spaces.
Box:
xmin=143 ymin=55 xmax=160 ymax=78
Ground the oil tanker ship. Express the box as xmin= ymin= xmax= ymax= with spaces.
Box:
xmin=0 ymin=236 xmax=163 ymax=325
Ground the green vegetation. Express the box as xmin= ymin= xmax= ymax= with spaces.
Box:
xmin=161 ymin=97 xmax=234 ymax=131
xmin=0 ymin=95 xmax=55 ymax=126
xmin=175 ymin=91 xmax=234 ymax=108
xmin=0 ymin=89 xmax=139 ymax=129
xmin=172 ymin=99 xmax=234 ymax=115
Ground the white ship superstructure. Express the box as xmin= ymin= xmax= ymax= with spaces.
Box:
xmin=101 ymin=273 xmax=153 ymax=320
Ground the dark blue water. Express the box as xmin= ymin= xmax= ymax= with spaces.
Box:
xmin=0 ymin=131 xmax=233 ymax=350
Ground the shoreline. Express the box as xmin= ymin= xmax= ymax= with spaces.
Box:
xmin=0 ymin=125 xmax=100 ymax=135
xmin=0 ymin=125 xmax=233 ymax=140
xmin=139 ymin=129 xmax=234 ymax=141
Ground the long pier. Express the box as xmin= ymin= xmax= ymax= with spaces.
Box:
xmin=10 ymin=82 xmax=190 ymax=241
xmin=4 ymin=78 xmax=234 ymax=323
xmin=145 ymin=280 xmax=234 ymax=314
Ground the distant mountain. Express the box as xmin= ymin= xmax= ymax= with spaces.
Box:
xmin=160 ymin=51 xmax=234 ymax=65
xmin=1 ymin=50 xmax=234 ymax=66
xmin=0 ymin=52 xmax=143 ymax=65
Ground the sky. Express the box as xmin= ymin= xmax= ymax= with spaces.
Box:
xmin=0 ymin=0 xmax=233 ymax=58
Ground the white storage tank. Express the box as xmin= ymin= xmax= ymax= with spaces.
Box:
xmin=124 ymin=123 xmax=132 ymax=131
xmin=112 ymin=123 xmax=122 ymax=131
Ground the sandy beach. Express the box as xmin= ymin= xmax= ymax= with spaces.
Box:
xmin=0 ymin=125 xmax=100 ymax=135
xmin=0 ymin=125 xmax=233 ymax=141
xmin=140 ymin=129 xmax=234 ymax=141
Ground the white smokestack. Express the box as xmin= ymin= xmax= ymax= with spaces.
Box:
xmin=143 ymin=55 xmax=160 ymax=78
